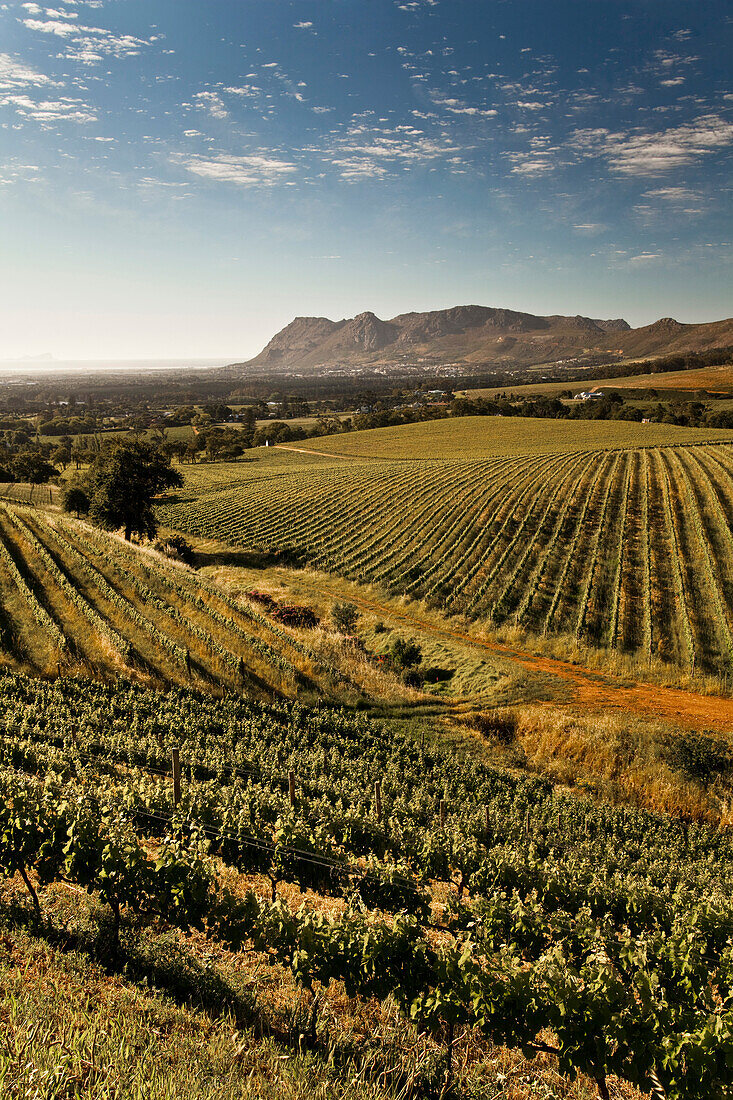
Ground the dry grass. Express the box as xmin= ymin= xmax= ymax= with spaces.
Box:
xmin=465 ymin=703 xmax=729 ymax=823
xmin=0 ymin=875 xmax=645 ymax=1100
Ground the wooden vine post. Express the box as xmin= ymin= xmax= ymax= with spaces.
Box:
xmin=440 ymin=799 xmax=447 ymax=829
xmin=172 ymin=748 xmax=181 ymax=806
xmin=288 ymin=769 xmax=296 ymax=808
xmin=374 ymin=781 xmax=382 ymax=823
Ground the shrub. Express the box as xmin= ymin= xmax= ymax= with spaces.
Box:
xmin=63 ymin=486 xmax=90 ymax=517
xmin=154 ymin=534 xmax=196 ymax=565
xmin=389 ymin=636 xmax=422 ymax=670
xmin=473 ymin=712 xmax=516 ymax=745
xmin=332 ymin=601 xmax=359 ymax=635
xmin=270 ymin=604 xmax=320 ymax=629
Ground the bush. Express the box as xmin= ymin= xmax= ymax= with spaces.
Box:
xmin=389 ymin=636 xmax=422 ymax=670
xmin=473 ymin=712 xmax=516 ymax=745
xmin=247 ymin=590 xmax=277 ymax=608
xmin=270 ymin=604 xmax=320 ymax=629
xmin=154 ymin=534 xmax=195 ymax=565
xmin=421 ymin=665 xmax=454 ymax=683
xmin=332 ymin=601 xmax=359 ymax=635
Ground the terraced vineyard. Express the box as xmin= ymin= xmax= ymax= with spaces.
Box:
xmin=0 ymin=503 xmax=343 ymax=697
xmin=158 ymin=418 xmax=733 ymax=674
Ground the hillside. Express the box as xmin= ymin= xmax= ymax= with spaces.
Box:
xmin=0 ymin=503 xmax=389 ymax=703
xmin=239 ymin=303 xmax=733 ymax=373
xmin=158 ymin=418 xmax=733 ymax=676
xmin=2 ymin=669 xmax=733 ymax=1099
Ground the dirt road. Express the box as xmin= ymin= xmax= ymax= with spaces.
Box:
xmin=302 ymin=579 xmax=733 ymax=733
xmin=274 ymin=445 xmax=368 ymax=460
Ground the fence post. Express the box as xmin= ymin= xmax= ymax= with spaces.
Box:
xmin=440 ymin=799 xmax=446 ymax=829
xmin=374 ymin=781 xmax=382 ymax=823
xmin=288 ymin=769 xmax=296 ymax=808
xmin=172 ymin=748 xmax=181 ymax=806
xmin=484 ymin=804 xmax=490 ymax=834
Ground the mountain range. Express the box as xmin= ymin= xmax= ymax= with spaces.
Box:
xmin=238 ymin=304 xmax=733 ymax=374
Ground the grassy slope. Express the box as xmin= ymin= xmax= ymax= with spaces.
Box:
xmin=289 ymin=415 xmax=733 ymax=458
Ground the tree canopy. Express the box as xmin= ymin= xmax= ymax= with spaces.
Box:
xmin=88 ymin=440 xmax=183 ymax=541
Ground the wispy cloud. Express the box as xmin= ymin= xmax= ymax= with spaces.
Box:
xmin=20 ymin=13 xmax=153 ymax=64
xmin=0 ymin=52 xmax=54 ymax=88
xmin=0 ymin=91 xmax=96 ymax=123
xmin=571 ymin=114 xmax=733 ymax=175
xmin=176 ymin=152 xmax=298 ymax=186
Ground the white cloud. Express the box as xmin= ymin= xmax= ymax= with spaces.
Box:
xmin=22 ymin=17 xmax=76 ymax=36
xmin=0 ymin=92 xmax=95 ymax=122
xmin=177 ymin=152 xmax=297 ymax=186
xmin=21 ymin=14 xmax=152 ymax=63
xmin=224 ymin=84 xmax=261 ymax=98
xmin=571 ymin=115 xmax=733 ymax=175
xmin=193 ymin=91 xmax=227 ymax=119
xmin=0 ymin=52 xmax=54 ymax=88
xmin=643 ymin=186 xmax=701 ymax=202
xmin=629 ymin=252 xmax=662 ymax=265
xmin=430 ymin=93 xmax=496 ymax=117
xmin=0 ymin=160 xmax=43 ymax=186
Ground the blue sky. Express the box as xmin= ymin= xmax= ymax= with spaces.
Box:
xmin=0 ymin=0 xmax=731 ymax=359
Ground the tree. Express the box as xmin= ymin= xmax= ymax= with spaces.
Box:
xmin=51 ymin=443 xmax=71 ymax=470
xmin=11 ymin=452 xmax=59 ymax=484
xmin=63 ymin=486 xmax=90 ymax=518
xmin=332 ymin=601 xmax=359 ymax=635
xmin=88 ymin=440 xmax=183 ymax=541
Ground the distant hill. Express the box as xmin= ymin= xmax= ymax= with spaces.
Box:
xmin=237 ymin=304 xmax=733 ymax=373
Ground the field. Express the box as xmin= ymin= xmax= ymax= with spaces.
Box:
xmin=2 ymin=670 xmax=732 ymax=1099
xmin=5 ymin=414 xmax=733 ymax=1099
xmin=280 ymin=415 xmax=733 ymax=457
xmin=461 ymin=362 xmax=733 ymax=400
xmin=0 ymin=502 xmax=388 ymax=702
xmin=158 ymin=418 xmax=733 ymax=675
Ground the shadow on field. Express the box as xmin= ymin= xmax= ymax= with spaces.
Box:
xmin=0 ymin=893 xmax=262 ymax=1033
xmin=193 ymin=546 xmax=308 ymax=570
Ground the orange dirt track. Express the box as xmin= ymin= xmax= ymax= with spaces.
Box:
xmin=305 ymin=581 xmax=733 ymax=734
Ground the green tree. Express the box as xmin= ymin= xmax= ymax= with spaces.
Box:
xmin=62 ymin=486 xmax=90 ymax=517
xmin=11 ymin=451 xmax=59 ymax=484
xmin=88 ymin=440 xmax=182 ymax=541
xmin=51 ymin=442 xmax=71 ymax=470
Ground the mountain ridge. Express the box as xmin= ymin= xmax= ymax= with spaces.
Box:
xmin=239 ymin=304 xmax=733 ymax=374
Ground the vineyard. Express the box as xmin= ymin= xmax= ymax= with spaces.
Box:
xmin=1 ymin=670 xmax=732 ymax=1098
xmin=0 ymin=502 xmax=355 ymax=699
xmin=158 ymin=419 xmax=733 ymax=674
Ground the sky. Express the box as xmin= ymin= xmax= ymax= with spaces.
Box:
xmin=0 ymin=0 xmax=731 ymax=361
